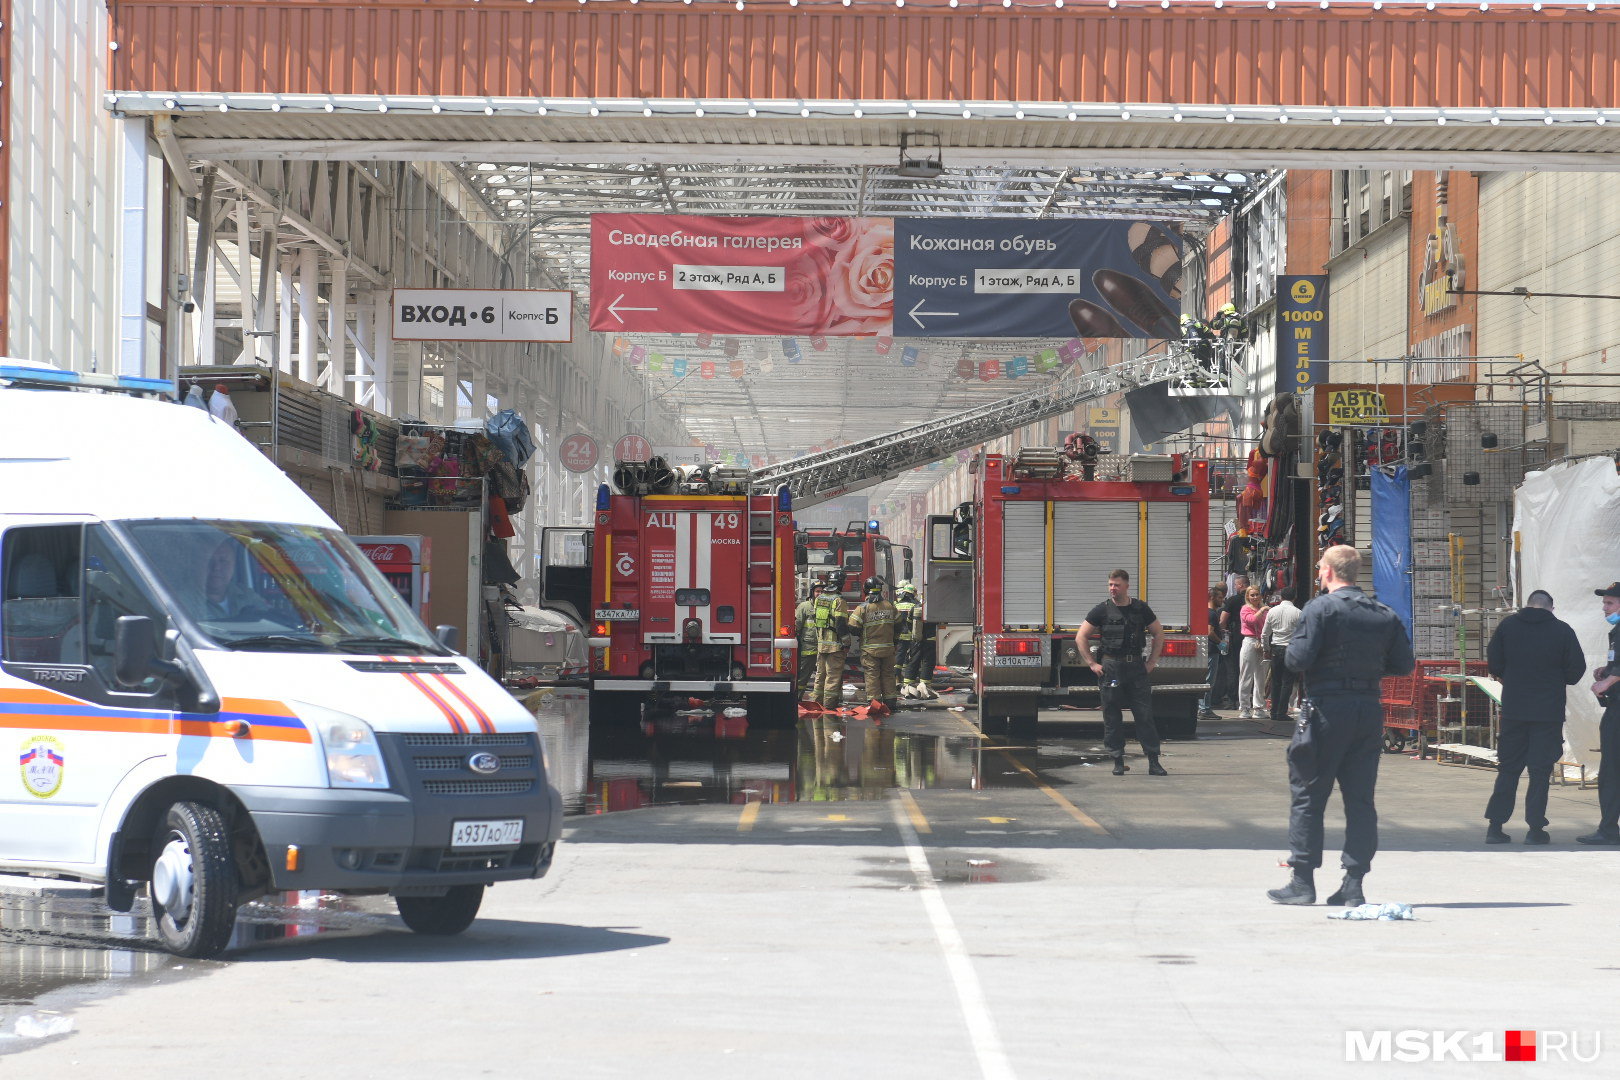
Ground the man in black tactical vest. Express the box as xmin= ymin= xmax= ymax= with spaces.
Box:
xmin=1576 ymin=582 xmax=1620 ymax=845
xmin=1076 ymin=569 xmax=1168 ymax=776
xmin=1268 ymin=545 xmax=1414 ymax=906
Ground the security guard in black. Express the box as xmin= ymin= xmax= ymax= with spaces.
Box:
xmin=1078 ymin=570 xmax=1167 ymax=775
xmin=1270 ymin=545 xmax=1414 ymax=906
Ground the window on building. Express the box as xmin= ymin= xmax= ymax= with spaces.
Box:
xmin=1332 ymin=170 xmax=1412 ymax=255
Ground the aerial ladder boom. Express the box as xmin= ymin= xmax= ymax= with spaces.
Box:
xmin=751 ymin=342 xmax=1224 ymax=510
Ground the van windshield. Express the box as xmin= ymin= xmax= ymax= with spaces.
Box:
xmin=121 ymin=521 xmax=445 ymax=654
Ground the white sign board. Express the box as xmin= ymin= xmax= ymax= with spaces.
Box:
xmin=655 ymin=446 xmax=708 ymax=467
xmin=392 ymin=289 xmax=574 ymax=343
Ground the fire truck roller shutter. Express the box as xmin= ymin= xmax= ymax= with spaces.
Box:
xmin=1144 ymin=503 xmax=1192 ymax=626
xmin=1001 ymin=503 xmax=1048 ymax=628
xmin=1053 ymin=503 xmax=1138 ymax=630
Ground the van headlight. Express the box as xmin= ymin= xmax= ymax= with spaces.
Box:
xmin=302 ymin=705 xmax=390 ymax=789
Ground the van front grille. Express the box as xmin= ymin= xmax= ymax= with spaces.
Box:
xmin=421 ymin=778 xmax=534 ymax=796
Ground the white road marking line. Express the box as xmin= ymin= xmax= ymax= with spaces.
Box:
xmin=889 ymin=797 xmax=1016 ymax=1080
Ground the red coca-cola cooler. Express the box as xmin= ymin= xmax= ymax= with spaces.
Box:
xmin=354 ymin=535 xmax=432 ymax=621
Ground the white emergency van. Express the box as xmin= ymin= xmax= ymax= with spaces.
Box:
xmin=0 ymin=362 xmax=562 ymax=957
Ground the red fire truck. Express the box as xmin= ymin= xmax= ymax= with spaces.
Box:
xmin=795 ymin=523 xmax=913 ymax=603
xmin=568 ymin=463 xmax=800 ymax=724
xmin=925 ymin=449 xmax=1211 ymax=738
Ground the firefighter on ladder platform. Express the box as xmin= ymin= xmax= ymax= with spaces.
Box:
xmin=809 ymin=572 xmax=850 ymax=714
xmin=849 ymin=577 xmax=900 ymax=717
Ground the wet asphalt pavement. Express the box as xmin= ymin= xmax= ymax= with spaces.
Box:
xmin=4 ymin=690 xmax=1619 ymax=1076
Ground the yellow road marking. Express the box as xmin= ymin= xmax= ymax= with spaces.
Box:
xmin=999 ymin=754 xmax=1112 ymax=836
xmin=949 ymin=709 xmax=1112 ymax=837
xmin=823 ymin=813 xmax=850 ymax=821
xmin=738 ymin=801 xmax=761 ymax=832
xmin=897 ymin=789 xmax=931 ymax=834
xmin=979 ymin=817 xmax=1015 ymax=824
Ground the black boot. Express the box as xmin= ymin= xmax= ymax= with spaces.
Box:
xmin=1112 ymin=756 xmax=1129 ymax=775
xmin=1326 ymin=872 xmax=1365 ymax=906
xmin=1485 ymin=823 xmax=1510 ymax=844
xmin=1266 ymin=869 xmax=1316 ymax=905
xmin=1147 ymin=755 xmax=1168 ymax=776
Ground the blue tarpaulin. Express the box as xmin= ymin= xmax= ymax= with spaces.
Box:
xmin=1370 ymin=465 xmax=1413 ymax=634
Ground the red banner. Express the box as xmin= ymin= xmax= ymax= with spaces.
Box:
xmin=590 ymin=214 xmax=894 ymax=335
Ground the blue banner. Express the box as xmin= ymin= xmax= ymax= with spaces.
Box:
xmin=893 ymin=219 xmax=1183 ymax=339
xmin=1370 ymin=465 xmax=1413 ymax=635
xmin=1277 ymin=275 xmax=1329 ymax=391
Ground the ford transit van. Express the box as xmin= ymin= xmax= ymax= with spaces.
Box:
xmin=0 ymin=363 xmax=561 ymax=957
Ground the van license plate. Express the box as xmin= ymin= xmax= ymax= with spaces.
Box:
xmin=451 ymin=819 xmax=524 ymax=848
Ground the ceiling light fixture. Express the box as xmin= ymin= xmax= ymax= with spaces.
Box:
xmin=898 ymin=132 xmax=944 ymax=179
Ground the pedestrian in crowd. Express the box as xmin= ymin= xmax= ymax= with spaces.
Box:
xmin=1261 ymin=586 xmax=1304 ymax=725
xmin=1268 ymin=545 xmax=1414 ymax=906
xmin=894 ymin=581 xmax=928 ymax=700
xmin=847 ymin=577 xmax=900 ymax=716
xmin=810 ymin=572 xmax=850 ymax=714
xmin=794 ymin=579 xmax=826 ymax=702
xmin=1077 ymin=569 xmax=1168 ymax=776
xmin=1237 ymin=584 xmax=1269 ymax=719
xmin=1217 ymin=574 xmax=1249 ymax=709
xmin=1576 ymin=582 xmax=1620 ymax=845
xmin=1198 ymin=584 xmax=1227 ymax=721
xmin=1483 ymin=589 xmax=1584 ymax=845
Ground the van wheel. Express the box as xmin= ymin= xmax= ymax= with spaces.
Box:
xmin=396 ymin=884 xmax=484 ymax=936
xmin=149 ymin=801 xmax=240 ymax=958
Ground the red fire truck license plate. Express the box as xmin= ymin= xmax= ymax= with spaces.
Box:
xmin=451 ymin=819 xmax=524 ymax=848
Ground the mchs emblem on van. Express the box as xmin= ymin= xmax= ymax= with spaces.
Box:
xmin=19 ymin=736 xmax=65 ymax=799
xmin=468 ymin=752 xmax=501 ymax=775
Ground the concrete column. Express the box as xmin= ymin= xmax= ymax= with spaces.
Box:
xmin=327 ymin=258 xmax=348 ymax=397
xmin=117 ymin=120 xmax=148 ymax=377
xmin=235 ymin=199 xmax=255 ymax=359
xmin=298 ymin=247 xmax=319 ymax=385
xmin=373 ymin=291 xmax=394 ymax=415
xmin=279 ymin=253 xmax=294 ymax=373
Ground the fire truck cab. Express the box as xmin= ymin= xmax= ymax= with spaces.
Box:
xmin=794 ymin=523 xmax=913 ymax=604
xmin=925 ymin=449 xmax=1211 ymax=738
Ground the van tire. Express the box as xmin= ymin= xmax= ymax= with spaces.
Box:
xmin=396 ymin=884 xmax=484 ymax=936
xmin=149 ymin=801 xmax=240 ymax=959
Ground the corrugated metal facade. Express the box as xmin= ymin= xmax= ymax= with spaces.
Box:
xmin=10 ymin=1 xmax=123 ymax=369
xmin=109 ymin=3 xmax=1620 ymax=109
xmin=1477 ymin=172 xmax=1620 ymax=404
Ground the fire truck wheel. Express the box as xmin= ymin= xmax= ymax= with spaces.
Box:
xmin=976 ymin=700 xmax=1009 ymax=737
xmin=148 ymin=801 xmax=241 ymax=959
xmin=588 ymin=688 xmax=637 ymax=723
xmin=396 ymin=884 xmax=484 ymax=936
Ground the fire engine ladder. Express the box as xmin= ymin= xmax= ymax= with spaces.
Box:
xmin=745 ymin=494 xmax=780 ymax=673
xmin=750 ymin=343 xmax=1219 ymax=510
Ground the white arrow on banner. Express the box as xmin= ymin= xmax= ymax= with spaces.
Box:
xmin=606 ymin=294 xmax=659 ymax=324
xmin=908 ymin=298 xmax=960 ymax=330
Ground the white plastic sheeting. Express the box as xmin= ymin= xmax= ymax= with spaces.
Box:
xmin=1513 ymin=456 xmax=1620 ymax=775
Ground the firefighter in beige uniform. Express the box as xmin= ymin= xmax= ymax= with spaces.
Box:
xmin=848 ymin=577 xmax=900 ymax=713
xmin=794 ymin=579 xmax=826 ymax=700
xmin=811 ymin=572 xmax=851 ymax=712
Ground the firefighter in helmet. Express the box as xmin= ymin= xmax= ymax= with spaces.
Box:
xmin=794 ymin=578 xmax=827 ymax=702
xmin=810 ymin=572 xmax=851 ymax=712
xmin=848 ymin=577 xmax=900 ymax=715
xmin=894 ymin=581 xmax=927 ymax=700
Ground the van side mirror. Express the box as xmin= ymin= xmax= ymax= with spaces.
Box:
xmin=434 ymin=624 xmax=460 ymax=651
xmin=113 ymin=616 xmax=181 ymax=689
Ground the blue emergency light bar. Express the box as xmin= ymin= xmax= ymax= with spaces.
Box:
xmin=0 ymin=362 xmax=175 ymax=397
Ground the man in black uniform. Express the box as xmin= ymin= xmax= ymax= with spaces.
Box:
xmin=1268 ymin=545 xmax=1414 ymax=906
xmin=1576 ymin=582 xmax=1620 ymax=845
xmin=1077 ymin=569 xmax=1168 ymax=776
xmin=1483 ymin=589 xmax=1584 ymax=844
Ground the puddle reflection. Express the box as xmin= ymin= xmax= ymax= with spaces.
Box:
xmin=528 ymin=688 xmax=986 ymax=815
